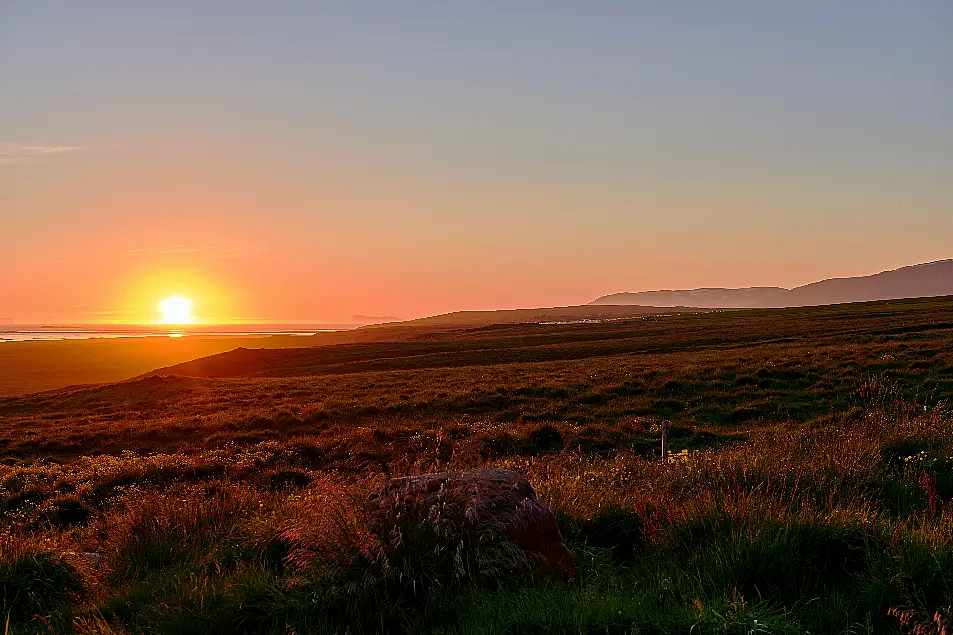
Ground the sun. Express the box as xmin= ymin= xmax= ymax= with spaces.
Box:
xmin=158 ymin=295 xmax=194 ymax=324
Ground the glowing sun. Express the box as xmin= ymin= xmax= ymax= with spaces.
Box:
xmin=158 ymin=295 xmax=194 ymax=324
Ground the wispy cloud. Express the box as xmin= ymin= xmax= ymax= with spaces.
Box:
xmin=0 ymin=142 xmax=93 ymax=164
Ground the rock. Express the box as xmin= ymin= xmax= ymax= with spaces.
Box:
xmin=366 ymin=468 xmax=575 ymax=578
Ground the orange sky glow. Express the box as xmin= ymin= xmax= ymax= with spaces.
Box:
xmin=2 ymin=3 xmax=951 ymax=325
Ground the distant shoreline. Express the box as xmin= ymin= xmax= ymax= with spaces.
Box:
xmin=0 ymin=324 xmax=360 ymax=342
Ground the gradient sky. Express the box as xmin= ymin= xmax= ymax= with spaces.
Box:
xmin=2 ymin=1 xmax=952 ymax=323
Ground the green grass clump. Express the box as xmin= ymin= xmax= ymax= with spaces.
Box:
xmin=0 ymin=535 xmax=90 ymax=629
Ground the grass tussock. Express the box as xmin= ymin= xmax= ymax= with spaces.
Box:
xmin=0 ymin=533 xmax=95 ymax=630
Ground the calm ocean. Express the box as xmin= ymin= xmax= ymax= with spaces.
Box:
xmin=0 ymin=324 xmax=360 ymax=342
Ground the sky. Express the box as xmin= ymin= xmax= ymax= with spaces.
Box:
xmin=2 ymin=1 xmax=952 ymax=324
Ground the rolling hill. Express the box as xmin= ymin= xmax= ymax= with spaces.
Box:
xmin=143 ymin=296 xmax=953 ymax=383
xmin=362 ymin=304 xmax=696 ymax=328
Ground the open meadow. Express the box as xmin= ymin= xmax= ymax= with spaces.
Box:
xmin=0 ymin=305 xmax=685 ymax=398
xmin=2 ymin=297 xmax=953 ymax=634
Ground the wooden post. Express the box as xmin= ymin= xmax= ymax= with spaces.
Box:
xmin=661 ymin=420 xmax=670 ymax=462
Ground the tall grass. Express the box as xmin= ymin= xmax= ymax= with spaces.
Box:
xmin=1 ymin=389 xmax=951 ymax=633
xmin=0 ymin=532 xmax=95 ymax=632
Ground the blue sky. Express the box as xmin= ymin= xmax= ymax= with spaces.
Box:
xmin=2 ymin=1 xmax=951 ymax=321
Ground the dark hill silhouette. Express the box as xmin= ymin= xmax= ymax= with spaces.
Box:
xmin=141 ymin=296 xmax=953 ymax=381
xmin=140 ymin=306 xmax=700 ymax=380
xmin=591 ymin=260 xmax=953 ymax=309
xmin=361 ymin=304 xmax=694 ymax=328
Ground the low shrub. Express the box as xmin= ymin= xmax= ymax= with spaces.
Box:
xmin=528 ymin=425 xmax=564 ymax=453
xmin=43 ymin=496 xmax=92 ymax=528
xmin=266 ymin=469 xmax=311 ymax=491
xmin=559 ymin=506 xmax=649 ymax=562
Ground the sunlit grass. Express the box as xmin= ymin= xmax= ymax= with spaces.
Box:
xmin=1 ymin=391 xmax=951 ymax=633
xmin=2 ymin=297 xmax=953 ymax=632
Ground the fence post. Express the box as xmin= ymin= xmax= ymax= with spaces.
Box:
xmin=661 ymin=419 xmax=670 ymax=462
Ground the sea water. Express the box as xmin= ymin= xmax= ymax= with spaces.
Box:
xmin=0 ymin=324 xmax=359 ymax=342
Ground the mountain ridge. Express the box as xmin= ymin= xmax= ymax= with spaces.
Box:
xmin=590 ymin=259 xmax=953 ymax=309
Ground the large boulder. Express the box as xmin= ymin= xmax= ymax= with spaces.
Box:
xmin=366 ymin=468 xmax=575 ymax=578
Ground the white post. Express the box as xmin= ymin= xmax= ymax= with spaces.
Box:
xmin=661 ymin=420 xmax=670 ymax=462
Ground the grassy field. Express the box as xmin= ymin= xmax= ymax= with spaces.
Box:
xmin=0 ymin=305 xmax=684 ymax=398
xmin=2 ymin=297 xmax=953 ymax=633
xmin=0 ymin=335 xmax=319 ymax=398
